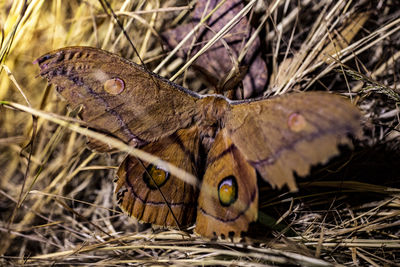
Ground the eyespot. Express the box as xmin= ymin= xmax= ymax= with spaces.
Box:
xmin=288 ymin=112 xmax=307 ymax=132
xmin=143 ymin=164 xmax=169 ymax=190
xmin=218 ymin=175 xmax=238 ymax=207
xmin=104 ymin=77 xmax=125 ymax=95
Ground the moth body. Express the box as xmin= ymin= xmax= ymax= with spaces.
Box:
xmin=37 ymin=47 xmax=362 ymax=239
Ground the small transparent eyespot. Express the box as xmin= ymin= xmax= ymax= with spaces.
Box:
xmin=104 ymin=77 xmax=125 ymax=95
xmin=288 ymin=112 xmax=307 ymax=132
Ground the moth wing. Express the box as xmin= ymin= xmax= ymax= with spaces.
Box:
xmin=195 ymin=128 xmax=258 ymax=239
xmin=37 ymin=46 xmax=199 ymax=146
xmin=86 ymin=135 xmax=116 ymax=152
xmin=225 ymin=92 xmax=362 ymax=191
xmin=115 ymin=127 xmax=200 ymax=228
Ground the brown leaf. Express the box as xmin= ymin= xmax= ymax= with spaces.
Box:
xmin=163 ymin=0 xmax=267 ymax=98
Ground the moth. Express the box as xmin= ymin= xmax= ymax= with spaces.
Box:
xmin=36 ymin=47 xmax=362 ymax=239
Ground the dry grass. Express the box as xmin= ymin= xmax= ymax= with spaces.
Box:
xmin=1 ymin=0 xmax=399 ymax=266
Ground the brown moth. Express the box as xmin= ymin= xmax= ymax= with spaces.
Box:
xmin=36 ymin=47 xmax=362 ymax=239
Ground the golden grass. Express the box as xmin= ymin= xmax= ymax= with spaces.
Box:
xmin=1 ymin=0 xmax=399 ymax=266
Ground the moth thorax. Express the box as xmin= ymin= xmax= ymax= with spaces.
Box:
xmin=196 ymin=96 xmax=229 ymax=151
xmin=197 ymin=96 xmax=229 ymax=121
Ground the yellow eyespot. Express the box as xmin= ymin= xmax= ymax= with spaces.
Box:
xmin=143 ymin=164 xmax=169 ymax=190
xmin=104 ymin=77 xmax=125 ymax=95
xmin=218 ymin=176 xmax=238 ymax=206
xmin=288 ymin=112 xmax=307 ymax=132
